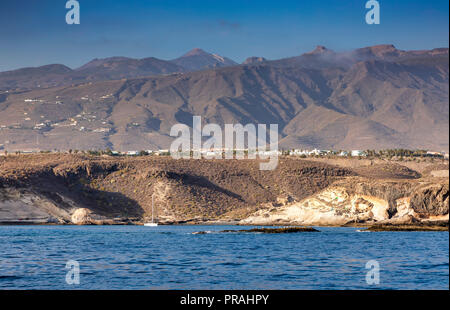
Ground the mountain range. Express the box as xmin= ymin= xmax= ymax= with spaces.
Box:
xmin=0 ymin=45 xmax=448 ymax=152
xmin=0 ymin=48 xmax=238 ymax=91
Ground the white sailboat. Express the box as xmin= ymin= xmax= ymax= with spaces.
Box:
xmin=144 ymin=195 xmax=158 ymax=227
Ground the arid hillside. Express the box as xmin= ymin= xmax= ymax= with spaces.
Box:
xmin=0 ymin=45 xmax=448 ymax=152
xmin=0 ymin=154 xmax=448 ymax=226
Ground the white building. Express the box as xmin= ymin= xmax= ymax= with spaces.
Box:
xmin=351 ymin=150 xmax=367 ymax=157
xmin=289 ymin=149 xmax=310 ymax=156
xmin=309 ymin=149 xmax=328 ymax=156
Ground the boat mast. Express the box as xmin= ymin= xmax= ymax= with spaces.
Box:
xmin=152 ymin=195 xmax=154 ymax=223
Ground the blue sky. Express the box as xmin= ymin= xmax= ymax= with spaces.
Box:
xmin=0 ymin=0 xmax=448 ymax=71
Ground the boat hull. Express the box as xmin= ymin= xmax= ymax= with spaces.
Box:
xmin=144 ymin=223 xmax=158 ymax=227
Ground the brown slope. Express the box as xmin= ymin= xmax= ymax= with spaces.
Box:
xmin=0 ymin=47 xmax=448 ymax=152
xmin=0 ymin=64 xmax=73 ymax=91
xmin=73 ymin=56 xmax=186 ymax=80
xmin=0 ymin=154 xmax=354 ymax=221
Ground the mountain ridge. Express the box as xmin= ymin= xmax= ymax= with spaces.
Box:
xmin=0 ymin=45 xmax=448 ymax=152
xmin=1 ymin=44 xmax=448 ymax=91
xmin=0 ymin=48 xmax=239 ymax=92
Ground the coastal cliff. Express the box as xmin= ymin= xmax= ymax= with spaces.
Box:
xmin=0 ymin=154 xmax=448 ymax=227
xmin=240 ymin=179 xmax=448 ymax=226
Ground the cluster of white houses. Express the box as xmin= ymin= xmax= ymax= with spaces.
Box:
xmin=121 ymin=148 xmax=364 ymax=157
xmin=1 ymin=147 xmax=449 ymax=159
xmin=289 ymin=149 xmax=366 ymax=157
xmin=117 ymin=150 xmax=170 ymax=156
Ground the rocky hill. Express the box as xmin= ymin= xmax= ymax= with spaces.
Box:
xmin=0 ymin=154 xmax=448 ymax=226
xmin=170 ymin=48 xmax=238 ymax=71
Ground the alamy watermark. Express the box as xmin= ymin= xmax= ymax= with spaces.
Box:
xmin=365 ymin=260 xmax=380 ymax=285
xmin=365 ymin=0 xmax=380 ymax=25
xmin=65 ymin=260 xmax=80 ymax=285
xmin=169 ymin=116 xmax=279 ymax=170
xmin=66 ymin=0 xmax=80 ymax=25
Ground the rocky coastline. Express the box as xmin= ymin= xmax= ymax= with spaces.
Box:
xmin=0 ymin=154 xmax=448 ymax=231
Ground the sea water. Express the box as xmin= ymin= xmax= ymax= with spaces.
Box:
xmin=0 ymin=225 xmax=448 ymax=289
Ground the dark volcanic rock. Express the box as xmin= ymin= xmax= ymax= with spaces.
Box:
xmin=221 ymin=227 xmax=319 ymax=233
xmin=410 ymin=184 xmax=449 ymax=216
xmin=366 ymin=221 xmax=448 ymax=231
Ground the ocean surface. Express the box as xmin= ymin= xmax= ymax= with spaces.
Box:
xmin=0 ymin=225 xmax=448 ymax=290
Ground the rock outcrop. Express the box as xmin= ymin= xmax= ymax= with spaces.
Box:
xmin=71 ymin=208 xmax=93 ymax=225
xmin=410 ymin=184 xmax=449 ymax=216
xmin=240 ymin=179 xmax=449 ymax=226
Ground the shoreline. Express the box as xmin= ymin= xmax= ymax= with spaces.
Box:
xmin=1 ymin=220 xmax=448 ymax=231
